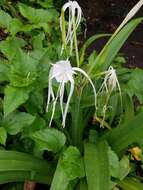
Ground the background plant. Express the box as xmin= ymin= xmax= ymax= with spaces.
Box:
xmin=0 ymin=0 xmax=143 ymax=190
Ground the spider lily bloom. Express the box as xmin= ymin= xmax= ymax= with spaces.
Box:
xmin=46 ymin=60 xmax=96 ymax=128
xmin=99 ymin=66 xmax=121 ymax=94
xmin=97 ymin=66 xmax=121 ymax=127
xmin=60 ymin=1 xmax=82 ymax=55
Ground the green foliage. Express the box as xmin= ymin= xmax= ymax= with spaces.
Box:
xmin=88 ymin=18 xmax=143 ymax=75
xmin=84 ymin=141 xmax=110 ymax=190
xmin=4 ymin=86 xmax=30 ymax=116
xmin=50 ymin=146 xmax=84 ymax=190
xmin=0 ymin=150 xmax=53 ymax=184
xmin=32 ymin=128 xmax=66 ymax=153
xmin=0 ymin=0 xmax=143 ymax=189
xmin=61 ymin=146 xmax=85 ymax=180
xmin=2 ymin=111 xmax=35 ymax=135
xmin=106 ymin=112 xmax=143 ymax=154
xmin=0 ymin=127 xmax=7 ymax=145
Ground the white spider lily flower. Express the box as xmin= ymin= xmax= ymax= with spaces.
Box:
xmin=46 ymin=60 xmax=96 ymax=128
xmin=105 ymin=66 xmax=121 ymax=93
xmin=99 ymin=66 xmax=121 ymax=94
xmin=60 ymin=1 xmax=82 ymax=54
xmin=97 ymin=66 xmax=121 ymax=128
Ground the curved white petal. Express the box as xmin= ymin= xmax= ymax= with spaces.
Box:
xmin=46 ymin=68 xmax=55 ymax=112
xmin=49 ymin=84 xmax=61 ymax=127
xmin=60 ymin=1 xmax=82 ymax=54
xmin=62 ymin=76 xmax=74 ymax=128
xmin=73 ymin=67 xmax=97 ymax=109
xmin=60 ymin=81 xmax=65 ymax=117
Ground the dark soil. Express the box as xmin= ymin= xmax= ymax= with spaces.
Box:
xmin=78 ymin=0 xmax=143 ymax=68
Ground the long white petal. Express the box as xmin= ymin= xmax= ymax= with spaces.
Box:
xmin=73 ymin=67 xmax=97 ymax=109
xmin=46 ymin=68 xmax=55 ymax=112
xmin=62 ymin=76 xmax=74 ymax=128
xmin=60 ymin=81 xmax=65 ymax=117
xmin=49 ymin=84 xmax=61 ymax=127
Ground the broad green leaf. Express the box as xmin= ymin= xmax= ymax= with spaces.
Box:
xmin=106 ymin=112 xmax=143 ymax=154
xmin=3 ymin=112 xmax=35 ymax=135
xmin=10 ymin=49 xmax=38 ymax=87
xmin=108 ymin=147 xmax=120 ymax=178
xmin=32 ymin=128 xmax=66 ymax=153
xmin=18 ymin=3 xmax=58 ymax=24
xmin=0 ymin=60 xmax=10 ymax=82
xmin=4 ymin=86 xmax=30 ymax=116
xmin=0 ymin=37 xmax=26 ymax=60
xmin=0 ymin=127 xmax=7 ymax=145
xmin=118 ymin=177 xmax=143 ymax=190
xmin=125 ymin=68 xmax=143 ymax=104
xmin=9 ymin=18 xmax=23 ymax=35
xmin=50 ymin=158 xmax=69 ymax=190
xmin=84 ymin=141 xmax=110 ymax=190
xmin=88 ymin=18 xmax=143 ymax=75
xmin=25 ymin=90 xmax=44 ymax=114
xmin=32 ymin=32 xmax=45 ymax=49
xmin=119 ymin=156 xmax=130 ymax=180
xmin=61 ymin=146 xmax=85 ymax=181
xmin=38 ymin=0 xmax=54 ymax=8
xmin=22 ymin=116 xmax=46 ymax=137
xmin=0 ymin=9 xmax=12 ymax=29
xmin=0 ymin=10 xmax=23 ymax=35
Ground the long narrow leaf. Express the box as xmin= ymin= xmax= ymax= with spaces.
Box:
xmin=118 ymin=177 xmax=143 ymax=190
xmin=0 ymin=150 xmax=53 ymax=177
xmin=84 ymin=140 xmax=110 ymax=190
xmin=0 ymin=171 xmax=51 ymax=185
xmin=79 ymin=34 xmax=110 ymax=65
xmin=106 ymin=112 xmax=143 ymax=154
xmin=50 ymin=158 xmax=69 ymax=190
xmin=88 ymin=18 xmax=143 ymax=75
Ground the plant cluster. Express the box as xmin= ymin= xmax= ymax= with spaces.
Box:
xmin=0 ymin=0 xmax=143 ymax=190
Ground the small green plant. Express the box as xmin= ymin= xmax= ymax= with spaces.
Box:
xmin=0 ymin=0 xmax=143 ymax=190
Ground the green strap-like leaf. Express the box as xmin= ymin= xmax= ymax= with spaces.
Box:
xmin=79 ymin=34 xmax=110 ymax=65
xmin=88 ymin=18 xmax=143 ymax=75
xmin=0 ymin=150 xmax=54 ymax=185
xmin=50 ymin=158 xmax=69 ymax=190
xmin=0 ymin=171 xmax=51 ymax=185
xmin=118 ymin=177 xmax=143 ymax=190
xmin=84 ymin=140 xmax=110 ymax=190
xmin=106 ymin=112 xmax=143 ymax=154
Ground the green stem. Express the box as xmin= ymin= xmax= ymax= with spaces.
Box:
xmin=72 ymin=17 xmax=80 ymax=67
xmin=61 ymin=10 xmax=67 ymax=56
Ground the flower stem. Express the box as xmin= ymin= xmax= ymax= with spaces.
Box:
xmin=72 ymin=17 xmax=80 ymax=67
xmin=61 ymin=10 xmax=67 ymax=56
